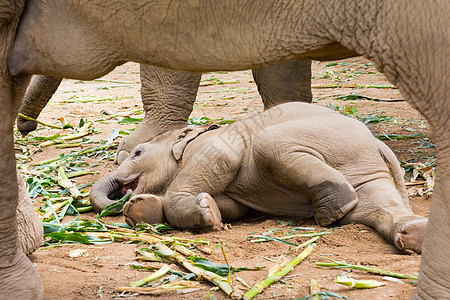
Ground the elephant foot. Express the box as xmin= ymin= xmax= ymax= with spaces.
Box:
xmin=0 ymin=252 xmax=43 ymax=299
xmin=314 ymin=196 xmax=358 ymax=226
xmin=123 ymin=194 xmax=164 ymax=227
xmin=394 ymin=219 xmax=427 ymax=254
xmin=194 ymin=193 xmax=222 ymax=230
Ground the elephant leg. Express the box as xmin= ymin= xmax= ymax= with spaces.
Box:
xmin=123 ymin=194 xmax=164 ymax=227
xmin=338 ymin=179 xmax=427 ymax=254
xmin=214 ymin=194 xmax=250 ymax=222
xmin=115 ymin=65 xmax=202 ymax=164
xmin=1 ymin=6 xmax=43 ymax=293
xmin=17 ymin=75 xmax=62 ymax=136
xmin=252 ymin=125 xmax=358 ymax=226
xmin=163 ymin=136 xmax=245 ymax=230
xmin=116 ymin=61 xmax=313 ymax=164
xmin=413 ymin=132 xmax=450 ymax=299
xmin=252 ymin=60 xmax=312 ymax=109
xmin=0 ymin=3 xmax=42 ymax=293
xmin=17 ymin=172 xmax=44 ymax=255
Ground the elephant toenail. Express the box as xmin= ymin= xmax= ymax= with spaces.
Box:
xmin=199 ymin=198 xmax=208 ymax=208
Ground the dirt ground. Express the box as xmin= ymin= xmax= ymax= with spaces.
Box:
xmin=17 ymin=57 xmax=435 ymax=299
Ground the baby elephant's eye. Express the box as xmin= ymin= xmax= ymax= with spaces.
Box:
xmin=132 ymin=150 xmax=142 ymax=158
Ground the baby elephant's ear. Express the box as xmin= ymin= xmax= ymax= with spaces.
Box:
xmin=172 ymin=127 xmax=196 ymax=161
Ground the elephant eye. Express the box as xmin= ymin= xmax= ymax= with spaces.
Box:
xmin=132 ymin=150 xmax=142 ymax=158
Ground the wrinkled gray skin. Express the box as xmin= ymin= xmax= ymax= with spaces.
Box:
xmin=1 ymin=0 xmax=449 ymax=299
xmin=90 ymin=103 xmax=428 ymax=257
xmin=19 ymin=62 xmax=312 ymax=164
xmin=17 ymin=60 xmax=312 ymax=165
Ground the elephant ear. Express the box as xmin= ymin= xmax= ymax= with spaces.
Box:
xmin=172 ymin=125 xmax=220 ymax=161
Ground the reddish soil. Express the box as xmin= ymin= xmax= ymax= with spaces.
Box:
xmin=18 ymin=57 xmax=434 ymax=299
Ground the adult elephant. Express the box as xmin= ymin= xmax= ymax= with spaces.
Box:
xmin=2 ymin=1 xmax=449 ymax=299
xmin=17 ymin=61 xmax=312 ymax=165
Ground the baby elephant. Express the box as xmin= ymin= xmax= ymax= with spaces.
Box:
xmin=90 ymin=102 xmax=427 ymax=254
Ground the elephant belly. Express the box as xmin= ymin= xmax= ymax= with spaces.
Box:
xmin=224 ymin=170 xmax=315 ymax=218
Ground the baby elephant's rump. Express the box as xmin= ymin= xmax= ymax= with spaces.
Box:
xmin=90 ymin=103 xmax=427 ymax=254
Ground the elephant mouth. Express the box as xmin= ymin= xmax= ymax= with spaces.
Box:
xmin=120 ymin=177 xmax=140 ymax=197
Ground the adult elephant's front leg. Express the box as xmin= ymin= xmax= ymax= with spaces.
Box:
xmin=115 ymin=65 xmax=202 ymax=164
xmin=116 ymin=61 xmax=313 ymax=164
xmin=0 ymin=2 xmax=43 ymax=297
xmin=252 ymin=60 xmax=312 ymax=108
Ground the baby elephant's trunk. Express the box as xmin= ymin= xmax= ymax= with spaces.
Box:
xmin=89 ymin=172 xmax=129 ymax=213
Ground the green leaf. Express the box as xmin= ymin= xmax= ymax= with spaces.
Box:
xmin=250 ymin=235 xmax=299 ymax=246
xmin=97 ymin=191 xmax=132 ymax=219
xmin=295 ymin=291 xmax=350 ymax=300
xmin=335 ymin=92 xmax=404 ymax=102
xmin=188 ymin=257 xmax=264 ymax=276
xmin=188 ymin=116 xmax=212 ymax=125
xmin=118 ymin=117 xmax=143 ymax=125
xmin=377 ymin=133 xmax=424 ymax=140
xmin=44 ymin=231 xmax=111 ymax=245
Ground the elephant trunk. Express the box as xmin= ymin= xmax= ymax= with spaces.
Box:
xmin=89 ymin=172 xmax=129 ymax=213
xmin=17 ymin=75 xmax=62 ymax=136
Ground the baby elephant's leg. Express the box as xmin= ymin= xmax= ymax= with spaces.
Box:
xmin=253 ymin=136 xmax=358 ymax=226
xmin=164 ymin=192 xmax=223 ymax=230
xmin=214 ymin=194 xmax=250 ymax=222
xmin=123 ymin=194 xmax=164 ymax=227
xmin=339 ymin=179 xmax=427 ymax=254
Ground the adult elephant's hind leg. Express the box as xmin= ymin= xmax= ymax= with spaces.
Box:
xmin=338 ymin=179 xmax=427 ymax=254
xmin=253 ymin=127 xmax=358 ymax=226
xmin=252 ymin=60 xmax=312 ymax=109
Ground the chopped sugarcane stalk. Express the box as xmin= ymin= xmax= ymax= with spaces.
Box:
xmin=334 ymin=272 xmax=385 ymax=288
xmin=154 ymin=243 xmax=242 ymax=299
xmin=309 ymin=279 xmax=321 ymax=300
xmin=296 ymin=236 xmax=321 ymax=250
xmin=66 ymin=170 xmax=96 ymax=179
xmin=315 ymin=259 xmax=418 ymax=280
xmin=104 ymin=224 xmax=209 ymax=245
xmin=251 ymin=232 xmax=330 ymax=243
xmin=57 ymin=167 xmax=83 ymax=199
xmin=243 ymin=245 xmax=314 ymax=300
xmin=41 ymin=199 xmax=70 ymax=220
xmin=75 ymin=206 xmax=93 ymax=213
xmin=136 ymin=250 xmax=170 ymax=263
xmin=118 ymin=281 xmax=201 ymax=295
xmin=129 ymin=265 xmax=171 ymax=287
xmin=196 ymin=245 xmax=213 ymax=255
xmin=172 ymin=244 xmax=196 ymax=257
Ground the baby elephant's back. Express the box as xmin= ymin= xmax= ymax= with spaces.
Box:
xmin=253 ymin=103 xmax=391 ymax=177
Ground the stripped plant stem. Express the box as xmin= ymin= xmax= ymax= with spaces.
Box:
xmin=243 ymin=245 xmax=314 ymax=300
xmin=117 ymin=281 xmax=201 ymax=295
xmin=309 ymin=279 xmax=321 ymax=300
xmin=154 ymin=243 xmax=242 ymax=299
xmin=57 ymin=167 xmax=83 ymax=199
xmin=129 ymin=265 xmax=171 ymax=287
xmin=251 ymin=232 xmax=330 ymax=244
xmin=334 ymin=272 xmax=385 ymax=289
xmin=315 ymin=258 xmax=418 ymax=280
xmin=18 ymin=113 xmax=63 ymax=130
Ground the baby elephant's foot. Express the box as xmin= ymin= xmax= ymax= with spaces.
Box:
xmin=394 ymin=219 xmax=428 ymax=254
xmin=314 ymin=195 xmax=358 ymax=226
xmin=123 ymin=194 xmax=164 ymax=227
xmin=194 ymin=193 xmax=222 ymax=230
